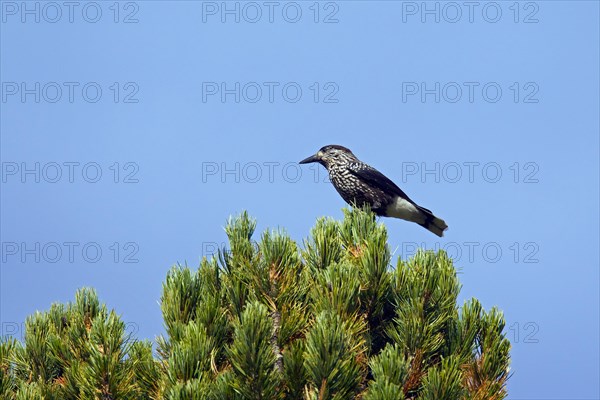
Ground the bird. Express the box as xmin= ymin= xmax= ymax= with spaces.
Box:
xmin=299 ymin=145 xmax=448 ymax=237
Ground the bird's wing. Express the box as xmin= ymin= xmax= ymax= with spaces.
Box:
xmin=347 ymin=163 xmax=417 ymax=205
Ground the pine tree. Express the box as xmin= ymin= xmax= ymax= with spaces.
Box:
xmin=1 ymin=208 xmax=511 ymax=399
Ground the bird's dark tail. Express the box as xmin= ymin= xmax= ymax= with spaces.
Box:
xmin=416 ymin=205 xmax=448 ymax=237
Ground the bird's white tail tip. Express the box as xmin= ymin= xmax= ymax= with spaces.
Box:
xmin=423 ymin=217 xmax=448 ymax=237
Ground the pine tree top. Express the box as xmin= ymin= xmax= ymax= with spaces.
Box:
xmin=1 ymin=208 xmax=511 ymax=400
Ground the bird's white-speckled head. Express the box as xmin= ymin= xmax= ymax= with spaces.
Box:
xmin=299 ymin=145 xmax=359 ymax=168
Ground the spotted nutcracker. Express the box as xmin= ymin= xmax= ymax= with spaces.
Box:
xmin=299 ymin=145 xmax=448 ymax=237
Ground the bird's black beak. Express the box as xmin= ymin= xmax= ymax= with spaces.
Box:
xmin=299 ymin=154 xmax=320 ymax=164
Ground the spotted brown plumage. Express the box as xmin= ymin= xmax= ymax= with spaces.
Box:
xmin=299 ymin=145 xmax=448 ymax=237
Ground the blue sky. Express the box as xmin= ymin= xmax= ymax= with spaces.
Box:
xmin=1 ymin=1 xmax=598 ymax=398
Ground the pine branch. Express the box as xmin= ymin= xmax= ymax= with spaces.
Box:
xmin=269 ymin=310 xmax=284 ymax=375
